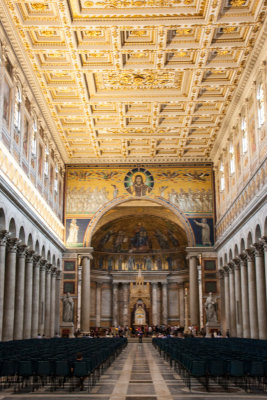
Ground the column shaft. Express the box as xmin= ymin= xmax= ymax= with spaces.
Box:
xmin=81 ymin=256 xmax=91 ymax=332
xmin=44 ymin=265 xmax=51 ymax=337
xmin=162 ymin=283 xmax=168 ymax=326
xmin=253 ymin=243 xmax=267 ymax=340
xmin=0 ymin=231 xmax=8 ymax=341
xmin=50 ymin=268 xmax=56 ymax=337
xmin=38 ymin=262 xmax=46 ymax=335
xmin=218 ymin=270 xmax=226 ymax=335
xmin=233 ymin=260 xmax=242 ymax=337
xmin=122 ymin=283 xmax=129 ymax=327
xmin=246 ymin=249 xmax=259 ymax=339
xmin=178 ymin=284 xmax=185 ymax=327
xmin=189 ymin=256 xmax=199 ymax=327
xmin=239 ymin=255 xmax=250 ymax=338
xmin=23 ymin=250 xmax=35 ymax=338
xmin=112 ymin=283 xmax=119 ymax=327
xmin=14 ymin=245 xmax=27 ymax=340
xmin=224 ymin=268 xmax=230 ymax=333
xmin=31 ymin=255 xmax=41 ymax=338
xmin=96 ymin=283 xmax=101 ymax=328
xmin=229 ymin=264 xmax=237 ymax=337
xmin=152 ymin=283 xmax=158 ymax=326
xmin=3 ymin=239 xmax=19 ymax=341
xmin=55 ymin=270 xmax=61 ymax=334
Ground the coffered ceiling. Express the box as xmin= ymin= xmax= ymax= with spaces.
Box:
xmin=1 ymin=0 xmax=266 ymax=163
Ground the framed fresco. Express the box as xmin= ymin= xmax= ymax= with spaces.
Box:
xmin=64 ymin=260 xmax=75 ymax=271
xmin=63 ymin=281 xmax=75 ymax=294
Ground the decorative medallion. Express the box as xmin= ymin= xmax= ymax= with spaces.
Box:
xmin=124 ymin=167 xmax=154 ymax=196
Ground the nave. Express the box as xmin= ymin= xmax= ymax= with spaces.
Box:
xmin=0 ymin=342 xmax=266 ymax=400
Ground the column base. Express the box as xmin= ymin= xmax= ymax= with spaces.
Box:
xmin=205 ymin=322 xmax=221 ymax=337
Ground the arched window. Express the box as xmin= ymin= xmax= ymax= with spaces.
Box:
xmin=257 ymin=83 xmax=265 ymax=127
xmin=220 ymin=160 xmax=225 ymax=191
xmin=14 ymin=86 xmax=22 ymax=131
xmin=54 ymin=165 xmax=58 ymax=193
xmin=241 ymin=116 xmax=248 ymax=154
xmin=44 ymin=145 xmax=49 ymax=177
xmin=31 ymin=116 xmax=37 ymax=157
xmin=229 ymin=141 xmax=235 ymax=175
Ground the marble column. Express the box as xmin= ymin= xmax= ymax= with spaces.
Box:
xmin=13 ymin=244 xmax=27 ymax=340
xmin=245 ymin=249 xmax=259 ymax=339
xmin=162 ymin=282 xmax=168 ymax=326
xmin=239 ymin=254 xmax=250 ymax=338
xmin=31 ymin=255 xmax=41 ymax=338
xmin=178 ymin=284 xmax=185 ymax=327
xmin=152 ymin=282 xmax=158 ymax=326
xmin=218 ymin=269 xmax=226 ymax=334
xmin=122 ymin=283 xmax=129 ymax=327
xmin=112 ymin=282 xmax=119 ymax=327
xmin=189 ymin=256 xmax=199 ymax=327
xmin=253 ymin=243 xmax=267 ymax=340
xmin=3 ymin=238 xmax=19 ymax=341
xmin=228 ymin=262 xmax=237 ymax=337
xmin=0 ymin=231 xmax=9 ymax=341
xmin=96 ymin=282 xmax=102 ymax=327
xmin=38 ymin=259 xmax=46 ymax=335
xmin=44 ymin=263 xmax=52 ymax=337
xmin=23 ymin=250 xmax=35 ymax=338
xmin=50 ymin=267 xmax=57 ymax=338
xmin=55 ymin=270 xmax=61 ymax=335
xmin=223 ymin=266 xmax=230 ymax=333
xmin=260 ymin=236 xmax=267 ymax=306
xmin=81 ymin=255 xmax=91 ymax=332
xmin=233 ymin=258 xmax=242 ymax=337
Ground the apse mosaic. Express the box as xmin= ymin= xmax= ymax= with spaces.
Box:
xmin=65 ymin=164 xmax=214 ymax=248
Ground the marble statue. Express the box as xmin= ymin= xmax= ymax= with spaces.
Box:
xmin=62 ymin=292 xmax=74 ymax=322
xmin=205 ymin=292 xmax=217 ymax=323
xmin=193 ymin=218 xmax=211 ymax=246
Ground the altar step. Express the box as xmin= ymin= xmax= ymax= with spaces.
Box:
xmin=127 ymin=336 xmax=152 ymax=342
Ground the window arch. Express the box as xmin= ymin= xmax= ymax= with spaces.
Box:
xmin=14 ymin=85 xmax=22 ymax=131
xmin=31 ymin=115 xmax=37 ymax=157
xmin=229 ymin=141 xmax=235 ymax=175
xmin=257 ymin=82 xmax=265 ymax=127
xmin=219 ymin=160 xmax=225 ymax=191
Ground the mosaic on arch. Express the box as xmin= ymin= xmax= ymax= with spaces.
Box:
xmin=65 ymin=164 xmax=215 ymax=250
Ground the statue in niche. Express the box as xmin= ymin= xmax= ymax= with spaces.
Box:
xmin=62 ymin=293 xmax=74 ymax=323
xmin=126 ymin=174 xmax=152 ymax=197
xmin=193 ymin=218 xmax=211 ymax=246
xmin=156 ymin=257 xmax=162 ymax=270
xmin=166 ymin=255 xmax=173 ymax=270
xmin=144 ymin=256 xmax=153 ymax=271
xmin=118 ymin=255 xmax=123 ymax=271
xmin=205 ymin=292 xmax=217 ymax=323
xmin=108 ymin=256 xmax=113 ymax=271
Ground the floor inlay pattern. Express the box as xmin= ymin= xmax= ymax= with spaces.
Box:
xmin=1 ymin=343 xmax=266 ymax=399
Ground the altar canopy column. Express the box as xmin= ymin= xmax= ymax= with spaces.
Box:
xmin=31 ymin=255 xmax=41 ymax=338
xmin=38 ymin=260 xmax=46 ymax=335
xmin=162 ymin=282 xmax=168 ymax=326
xmin=233 ymin=259 xmax=242 ymax=337
xmin=112 ymin=282 xmax=119 ymax=327
xmin=3 ymin=238 xmax=19 ymax=341
xmin=0 ymin=231 xmax=9 ymax=341
xmin=178 ymin=284 xmax=185 ymax=327
xmin=223 ymin=266 xmax=230 ymax=334
xmin=122 ymin=283 xmax=129 ymax=327
xmin=228 ymin=262 xmax=237 ymax=337
xmin=253 ymin=243 xmax=267 ymax=340
xmin=50 ymin=267 xmax=57 ymax=337
xmin=239 ymin=254 xmax=250 ymax=338
xmin=152 ymin=282 xmax=158 ymax=326
xmin=13 ymin=245 xmax=27 ymax=340
xmin=55 ymin=270 xmax=61 ymax=334
xmin=96 ymin=282 xmax=102 ymax=328
xmin=44 ymin=264 xmax=52 ymax=337
xmin=245 ymin=249 xmax=259 ymax=339
xmin=189 ymin=256 xmax=199 ymax=327
xmin=81 ymin=254 xmax=92 ymax=332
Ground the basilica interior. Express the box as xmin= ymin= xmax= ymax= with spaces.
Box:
xmin=0 ymin=0 xmax=266 ymax=349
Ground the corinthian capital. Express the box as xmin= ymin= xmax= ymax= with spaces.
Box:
xmin=0 ymin=230 xmax=10 ymax=246
xmin=244 ymin=248 xmax=255 ymax=262
xmin=252 ymin=242 xmax=264 ymax=257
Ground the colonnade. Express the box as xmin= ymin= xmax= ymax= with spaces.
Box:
xmin=219 ymin=238 xmax=267 ymax=339
xmin=0 ymin=230 xmax=61 ymax=341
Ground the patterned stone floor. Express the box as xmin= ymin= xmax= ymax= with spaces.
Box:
xmin=0 ymin=343 xmax=266 ymax=400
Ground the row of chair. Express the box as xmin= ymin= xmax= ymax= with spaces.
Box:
xmin=0 ymin=337 xmax=127 ymax=392
xmin=153 ymin=337 xmax=267 ymax=392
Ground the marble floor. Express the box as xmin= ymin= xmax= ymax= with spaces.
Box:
xmin=0 ymin=343 xmax=266 ymax=400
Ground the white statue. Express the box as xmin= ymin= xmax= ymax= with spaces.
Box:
xmin=62 ymin=292 xmax=74 ymax=322
xmin=193 ymin=218 xmax=211 ymax=246
xmin=67 ymin=219 xmax=79 ymax=244
xmin=205 ymin=292 xmax=217 ymax=323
